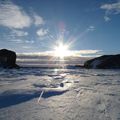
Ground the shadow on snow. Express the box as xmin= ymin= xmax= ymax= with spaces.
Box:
xmin=0 ymin=89 xmax=67 ymax=109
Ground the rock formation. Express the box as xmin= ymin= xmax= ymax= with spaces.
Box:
xmin=0 ymin=49 xmax=19 ymax=68
xmin=84 ymin=54 xmax=120 ymax=69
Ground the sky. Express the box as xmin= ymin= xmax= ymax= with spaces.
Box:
xmin=0 ymin=0 xmax=120 ymax=56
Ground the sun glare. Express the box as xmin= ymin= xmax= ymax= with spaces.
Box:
xmin=54 ymin=42 xmax=71 ymax=59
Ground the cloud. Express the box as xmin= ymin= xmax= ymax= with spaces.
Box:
xmin=22 ymin=46 xmax=32 ymax=49
xmin=25 ymin=40 xmax=34 ymax=44
xmin=11 ymin=29 xmax=28 ymax=37
xmin=100 ymin=1 xmax=120 ymax=21
xmin=73 ymin=50 xmax=101 ymax=54
xmin=8 ymin=39 xmax=23 ymax=43
xmin=0 ymin=1 xmax=31 ymax=29
xmin=33 ymin=13 xmax=45 ymax=26
xmin=0 ymin=1 xmax=45 ymax=29
xmin=6 ymin=29 xmax=28 ymax=43
xmin=104 ymin=16 xmax=111 ymax=22
xmin=17 ymin=49 xmax=101 ymax=57
xmin=87 ymin=26 xmax=95 ymax=31
xmin=36 ymin=28 xmax=48 ymax=37
xmin=69 ymin=50 xmax=101 ymax=57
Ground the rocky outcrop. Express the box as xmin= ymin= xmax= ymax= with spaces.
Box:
xmin=0 ymin=49 xmax=19 ymax=68
xmin=84 ymin=54 xmax=120 ymax=69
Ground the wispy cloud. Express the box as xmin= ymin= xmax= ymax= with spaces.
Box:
xmin=25 ymin=40 xmax=34 ymax=44
xmin=74 ymin=50 xmax=101 ymax=54
xmin=22 ymin=46 xmax=32 ymax=49
xmin=11 ymin=29 xmax=28 ymax=37
xmin=87 ymin=26 xmax=95 ymax=32
xmin=100 ymin=1 xmax=120 ymax=21
xmin=9 ymin=39 xmax=23 ymax=43
xmin=6 ymin=29 xmax=28 ymax=44
xmin=70 ymin=50 xmax=101 ymax=57
xmin=104 ymin=16 xmax=111 ymax=22
xmin=33 ymin=13 xmax=45 ymax=26
xmin=0 ymin=1 xmax=31 ymax=29
xmin=36 ymin=28 xmax=48 ymax=37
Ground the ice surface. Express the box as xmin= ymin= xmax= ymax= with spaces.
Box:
xmin=0 ymin=68 xmax=120 ymax=120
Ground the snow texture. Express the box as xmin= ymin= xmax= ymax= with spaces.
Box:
xmin=0 ymin=68 xmax=120 ymax=120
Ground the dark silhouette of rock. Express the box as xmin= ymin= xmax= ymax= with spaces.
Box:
xmin=0 ymin=49 xmax=19 ymax=68
xmin=84 ymin=54 xmax=120 ymax=69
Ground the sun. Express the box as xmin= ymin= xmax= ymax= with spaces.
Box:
xmin=53 ymin=42 xmax=71 ymax=59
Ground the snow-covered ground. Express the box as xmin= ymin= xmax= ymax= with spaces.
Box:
xmin=0 ymin=68 xmax=120 ymax=120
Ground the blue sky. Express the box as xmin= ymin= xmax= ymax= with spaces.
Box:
xmin=0 ymin=0 xmax=120 ymax=56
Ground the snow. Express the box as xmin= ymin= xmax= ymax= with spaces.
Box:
xmin=0 ymin=68 xmax=120 ymax=120
xmin=91 ymin=59 xmax=101 ymax=68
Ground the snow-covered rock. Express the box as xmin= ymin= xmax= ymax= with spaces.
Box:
xmin=84 ymin=54 xmax=120 ymax=69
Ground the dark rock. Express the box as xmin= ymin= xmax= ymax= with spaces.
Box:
xmin=66 ymin=65 xmax=84 ymax=69
xmin=84 ymin=54 xmax=120 ymax=69
xmin=0 ymin=49 xmax=19 ymax=68
xmin=60 ymin=83 xmax=64 ymax=87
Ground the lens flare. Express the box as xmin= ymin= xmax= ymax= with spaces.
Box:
xmin=54 ymin=42 xmax=71 ymax=59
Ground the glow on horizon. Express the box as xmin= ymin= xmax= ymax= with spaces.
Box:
xmin=17 ymin=49 xmax=101 ymax=57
